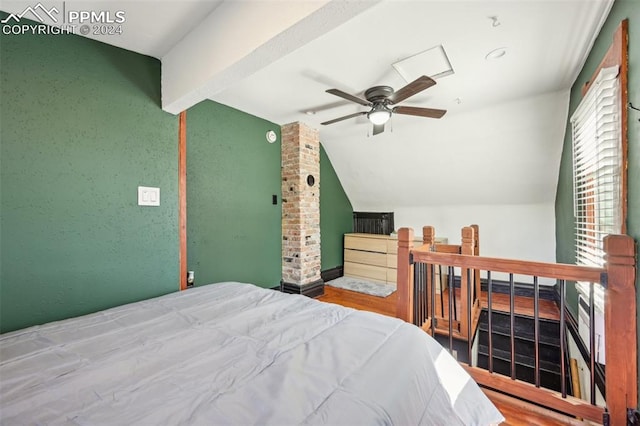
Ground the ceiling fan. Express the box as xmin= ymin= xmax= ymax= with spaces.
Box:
xmin=320 ymin=75 xmax=446 ymax=135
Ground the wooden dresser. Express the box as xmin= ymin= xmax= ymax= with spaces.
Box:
xmin=343 ymin=233 xmax=447 ymax=286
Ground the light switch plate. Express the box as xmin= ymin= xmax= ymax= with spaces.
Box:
xmin=138 ymin=186 xmax=160 ymax=206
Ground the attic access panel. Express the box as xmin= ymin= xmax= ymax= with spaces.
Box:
xmin=392 ymin=44 xmax=454 ymax=82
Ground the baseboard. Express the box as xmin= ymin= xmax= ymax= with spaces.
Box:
xmin=321 ymin=266 xmax=343 ymax=282
xmin=449 ymin=276 xmax=557 ymax=300
xmin=275 ymin=267 xmax=341 ymax=294
xmin=280 ymin=279 xmax=325 ymax=298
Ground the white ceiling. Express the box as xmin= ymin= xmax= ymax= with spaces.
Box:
xmin=209 ymin=0 xmax=612 ymax=209
xmin=0 ymin=0 xmax=613 ymax=210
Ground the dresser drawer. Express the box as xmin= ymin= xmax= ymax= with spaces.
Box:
xmin=345 ymin=235 xmax=387 ymax=253
xmin=386 ymin=269 xmax=397 ymax=284
xmin=344 ymin=262 xmax=387 ymax=283
xmin=386 ymin=240 xmax=398 ymax=255
xmin=345 ymin=249 xmax=387 ymax=267
xmin=386 ymin=253 xmax=397 ymax=269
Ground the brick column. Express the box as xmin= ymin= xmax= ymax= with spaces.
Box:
xmin=281 ymin=122 xmax=323 ymax=297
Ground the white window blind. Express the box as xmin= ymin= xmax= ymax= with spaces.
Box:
xmin=571 ymin=65 xmax=621 ymax=308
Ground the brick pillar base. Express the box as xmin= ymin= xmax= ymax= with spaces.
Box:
xmin=280 ymin=122 xmax=323 ymax=297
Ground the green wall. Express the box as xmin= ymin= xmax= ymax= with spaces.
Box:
xmin=0 ymin=15 xmax=354 ymax=333
xmin=554 ymin=0 xmax=639 ymax=399
xmin=0 ymin=22 xmax=179 ymax=332
xmin=186 ymin=109 xmax=353 ymax=286
xmin=320 ymin=144 xmax=353 ymax=270
xmin=186 ymin=101 xmax=282 ymax=288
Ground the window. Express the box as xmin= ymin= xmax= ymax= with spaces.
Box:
xmin=571 ymin=65 xmax=622 ymax=307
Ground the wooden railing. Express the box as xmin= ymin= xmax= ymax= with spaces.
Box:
xmin=396 ymin=227 xmax=636 ymax=425
xmin=407 ymin=225 xmax=482 ymax=343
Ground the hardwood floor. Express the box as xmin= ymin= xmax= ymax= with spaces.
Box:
xmin=480 ymin=291 xmax=560 ymax=321
xmin=439 ymin=288 xmax=560 ymax=321
xmin=485 ymin=389 xmax=594 ymax=426
xmin=317 ymin=285 xmax=581 ymax=426
xmin=317 ymin=285 xmax=397 ymax=317
xmin=318 ymin=285 xmax=560 ymax=321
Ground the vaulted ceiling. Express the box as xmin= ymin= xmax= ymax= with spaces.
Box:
xmin=1 ymin=0 xmax=614 ymax=210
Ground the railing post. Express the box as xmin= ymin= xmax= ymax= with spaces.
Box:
xmin=396 ymin=227 xmax=415 ymax=323
xmin=460 ymin=226 xmax=475 ymax=338
xmin=423 ymin=226 xmax=435 ymax=319
xmin=471 ymin=224 xmax=481 ymax=306
xmin=471 ymin=224 xmax=480 ymax=256
xmin=461 ymin=226 xmax=475 ymax=254
xmin=603 ymin=234 xmax=636 ymax=425
xmin=423 ymin=226 xmax=435 ymax=246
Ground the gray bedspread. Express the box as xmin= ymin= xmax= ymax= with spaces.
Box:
xmin=0 ymin=282 xmax=503 ymax=425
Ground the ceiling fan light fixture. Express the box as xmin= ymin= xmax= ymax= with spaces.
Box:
xmin=322 ymin=77 xmax=447 ymax=134
xmin=368 ymin=106 xmax=391 ymax=125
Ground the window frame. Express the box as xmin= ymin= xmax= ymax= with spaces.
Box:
xmin=570 ymin=19 xmax=628 ymax=310
xmin=578 ymin=19 xmax=628 ymax=236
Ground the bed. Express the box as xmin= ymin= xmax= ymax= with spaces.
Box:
xmin=0 ymin=282 xmax=503 ymax=425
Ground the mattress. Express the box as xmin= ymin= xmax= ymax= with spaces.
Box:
xmin=0 ymin=282 xmax=504 ymax=425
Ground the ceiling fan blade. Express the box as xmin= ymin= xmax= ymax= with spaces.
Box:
xmin=388 ymin=76 xmax=436 ymax=104
xmin=393 ymin=106 xmax=447 ymax=119
xmin=372 ymin=123 xmax=385 ymax=135
xmin=326 ymin=89 xmax=371 ymax=106
xmin=321 ymin=111 xmax=367 ymax=125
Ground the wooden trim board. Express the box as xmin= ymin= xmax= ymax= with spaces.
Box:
xmin=179 ymin=111 xmax=187 ymax=290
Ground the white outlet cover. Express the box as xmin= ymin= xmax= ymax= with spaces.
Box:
xmin=138 ymin=186 xmax=160 ymax=206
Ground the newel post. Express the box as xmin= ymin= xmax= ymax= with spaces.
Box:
xmin=470 ymin=224 xmax=480 ymax=255
xmin=471 ymin=224 xmax=481 ymax=307
xmin=460 ymin=227 xmax=475 ymax=338
xmin=423 ymin=226 xmax=435 ymax=246
xmin=604 ymin=234 xmax=636 ymax=425
xmin=396 ymin=227 xmax=414 ymax=323
xmin=461 ymin=226 xmax=475 ymax=256
xmin=423 ymin=226 xmax=436 ymax=321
